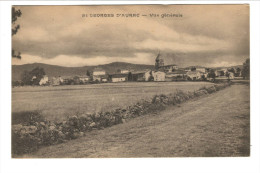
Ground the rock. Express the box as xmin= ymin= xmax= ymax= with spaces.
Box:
xmin=20 ymin=129 xmax=27 ymax=135
xmin=12 ymin=124 xmax=23 ymax=132
xmin=121 ymin=119 xmax=126 ymax=124
xmin=40 ymin=122 xmax=45 ymax=126
xmin=49 ymin=126 xmax=56 ymax=130
xmin=58 ymin=131 xmax=65 ymax=139
xmin=89 ymin=122 xmax=96 ymax=127
xmin=86 ymin=116 xmax=92 ymax=121
xmin=79 ymin=132 xmax=84 ymax=137
xmin=28 ymin=125 xmax=37 ymax=133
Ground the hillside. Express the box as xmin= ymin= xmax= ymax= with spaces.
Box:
xmin=12 ymin=62 xmax=154 ymax=81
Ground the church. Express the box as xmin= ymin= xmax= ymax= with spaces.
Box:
xmin=155 ymin=53 xmax=178 ymax=72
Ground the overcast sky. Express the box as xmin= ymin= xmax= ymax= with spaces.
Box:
xmin=12 ymin=5 xmax=249 ymax=67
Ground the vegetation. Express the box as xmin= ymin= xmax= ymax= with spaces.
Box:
xmin=207 ymin=69 xmax=216 ymax=82
xmin=12 ymin=7 xmax=22 ymax=59
xmin=12 ymin=82 xmax=214 ymax=122
xmin=242 ymin=58 xmax=250 ymax=79
xmin=128 ymin=72 xmax=133 ymax=81
xmin=12 ymin=82 xmax=231 ymax=156
xmin=21 ymin=67 xmax=46 ymax=85
xmin=86 ymin=70 xmax=91 ymax=76
xmin=235 ymin=67 xmax=241 ymax=77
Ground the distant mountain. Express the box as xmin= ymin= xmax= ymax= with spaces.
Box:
xmin=12 ymin=62 xmax=154 ymax=81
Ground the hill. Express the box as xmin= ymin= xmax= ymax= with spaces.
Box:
xmin=12 ymin=62 xmax=154 ymax=81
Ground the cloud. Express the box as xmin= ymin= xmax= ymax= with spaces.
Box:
xmin=12 ymin=53 xmax=154 ymax=67
xmin=12 ymin=5 xmax=249 ymax=67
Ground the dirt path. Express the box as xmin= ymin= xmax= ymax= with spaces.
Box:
xmin=24 ymin=84 xmax=250 ymax=158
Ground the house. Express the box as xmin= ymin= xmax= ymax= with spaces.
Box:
xmin=111 ymin=73 xmax=128 ymax=82
xmin=93 ymin=74 xmax=108 ymax=82
xmin=152 ymin=71 xmax=166 ymax=81
xmin=132 ymin=70 xmax=151 ymax=81
xmin=62 ymin=76 xmax=74 ymax=85
xmin=39 ymin=75 xmax=49 ymax=85
xmin=165 ymin=70 xmax=187 ymax=81
xmin=186 ymin=71 xmax=204 ymax=80
xmin=215 ymin=72 xmax=235 ymax=80
xmin=215 ymin=69 xmax=228 ymax=77
xmin=93 ymin=68 xmax=107 ymax=82
xmin=185 ymin=66 xmax=206 ymax=73
xmin=162 ymin=64 xmax=178 ymax=72
xmin=51 ymin=76 xmax=63 ymax=86
xmin=78 ymin=76 xmax=90 ymax=84
xmin=196 ymin=67 xmax=206 ymax=73
xmin=93 ymin=68 xmax=106 ymax=76
xmin=120 ymin=69 xmax=130 ymax=74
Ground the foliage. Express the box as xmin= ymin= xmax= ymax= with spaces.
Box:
xmin=21 ymin=67 xmax=46 ymax=85
xmin=242 ymin=59 xmax=250 ymax=79
xmin=228 ymin=68 xmax=235 ymax=74
xmin=207 ymin=69 xmax=216 ymax=81
xmin=201 ymin=74 xmax=206 ymax=81
xmin=191 ymin=67 xmax=196 ymax=71
xmin=12 ymin=7 xmax=22 ymax=59
xmin=235 ymin=67 xmax=241 ymax=77
xmin=128 ymin=72 xmax=133 ymax=81
xmin=86 ymin=70 xmax=91 ymax=76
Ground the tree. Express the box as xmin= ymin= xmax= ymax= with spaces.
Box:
xmin=191 ymin=67 xmax=196 ymax=71
xmin=30 ymin=67 xmax=46 ymax=85
xmin=225 ymin=71 xmax=230 ymax=81
xmin=21 ymin=67 xmax=46 ymax=85
xmin=86 ymin=70 xmax=91 ymax=76
xmin=236 ymin=67 xmax=241 ymax=77
xmin=12 ymin=7 xmax=22 ymax=59
xmin=228 ymin=68 xmax=235 ymax=74
xmin=21 ymin=70 xmax=32 ymax=85
xmin=201 ymin=74 xmax=206 ymax=81
xmin=242 ymin=59 xmax=250 ymax=79
xmin=128 ymin=72 xmax=133 ymax=81
xmin=207 ymin=69 xmax=216 ymax=82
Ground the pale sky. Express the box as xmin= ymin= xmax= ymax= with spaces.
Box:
xmin=12 ymin=5 xmax=249 ymax=67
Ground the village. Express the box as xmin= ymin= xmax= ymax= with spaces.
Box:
xmin=35 ymin=53 xmax=243 ymax=86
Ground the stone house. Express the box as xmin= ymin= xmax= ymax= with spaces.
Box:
xmin=39 ymin=75 xmax=49 ymax=85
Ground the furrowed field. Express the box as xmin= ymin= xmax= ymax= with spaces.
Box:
xmin=12 ymin=82 xmax=214 ymax=122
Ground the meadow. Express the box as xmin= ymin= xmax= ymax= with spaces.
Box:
xmin=12 ymin=82 xmax=214 ymax=122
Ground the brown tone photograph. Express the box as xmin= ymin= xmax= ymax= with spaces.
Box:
xmin=11 ymin=5 xmax=250 ymax=158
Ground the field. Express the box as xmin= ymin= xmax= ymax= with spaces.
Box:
xmin=22 ymin=83 xmax=250 ymax=158
xmin=12 ymin=82 xmax=214 ymax=122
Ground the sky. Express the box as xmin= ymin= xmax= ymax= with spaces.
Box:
xmin=12 ymin=5 xmax=249 ymax=67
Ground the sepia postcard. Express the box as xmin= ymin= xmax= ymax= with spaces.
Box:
xmin=11 ymin=4 xmax=250 ymax=158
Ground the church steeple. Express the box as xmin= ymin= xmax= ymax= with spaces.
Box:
xmin=155 ymin=52 xmax=164 ymax=70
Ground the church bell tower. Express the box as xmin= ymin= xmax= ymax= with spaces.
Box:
xmin=155 ymin=52 xmax=164 ymax=70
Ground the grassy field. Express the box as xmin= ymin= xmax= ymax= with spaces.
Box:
xmin=22 ymin=83 xmax=250 ymax=158
xmin=12 ymin=82 xmax=213 ymax=122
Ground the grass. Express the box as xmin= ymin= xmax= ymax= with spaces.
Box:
xmin=12 ymin=82 xmax=214 ymax=122
xmin=12 ymin=111 xmax=44 ymax=125
xmin=20 ymin=84 xmax=250 ymax=158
